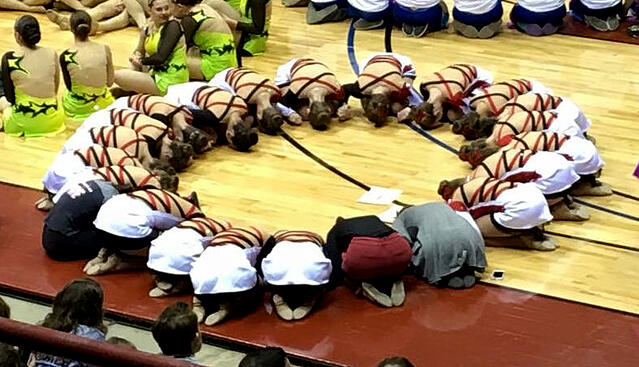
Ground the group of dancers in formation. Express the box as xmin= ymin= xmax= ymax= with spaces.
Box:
xmin=0 ymin=0 xmax=271 ymax=137
xmin=31 ymin=41 xmax=609 ymax=324
xmin=295 ymin=0 xmax=636 ymax=37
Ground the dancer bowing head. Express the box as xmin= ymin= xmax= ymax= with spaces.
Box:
xmin=275 ymin=57 xmax=351 ymax=131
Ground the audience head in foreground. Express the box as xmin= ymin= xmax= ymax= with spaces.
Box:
xmin=43 ymin=277 xmax=106 ymax=334
xmin=0 ymin=296 xmax=10 ymax=318
xmin=239 ymin=347 xmax=290 ymax=367
xmin=377 ymin=356 xmax=416 ymax=367
xmin=152 ymin=302 xmax=202 ymax=359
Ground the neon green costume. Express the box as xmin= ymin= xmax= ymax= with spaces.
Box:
xmin=226 ymin=0 xmax=241 ymax=12
xmin=2 ymin=52 xmax=65 ymax=138
xmin=189 ymin=10 xmax=237 ymax=80
xmin=144 ymin=22 xmax=189 ymax=95
xmin=60 ymin=50 xmax=114 ymax=120
xmin=240 ymin=0 xmax=270 ymax=55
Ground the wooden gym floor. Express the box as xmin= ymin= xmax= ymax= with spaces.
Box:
xmin=0 ymin=0 xmax=638 ymax=320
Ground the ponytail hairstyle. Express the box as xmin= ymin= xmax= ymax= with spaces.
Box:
xmin=70 ymin=11 xmax=92 ymax=41
xmin=14 ymin=15 xmax=41 ymax=48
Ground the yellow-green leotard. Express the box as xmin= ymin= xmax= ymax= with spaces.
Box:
xmin=3 ymin=87 xmax=65 ymax=138
xmin=144 ymin=21 xmax=189 ymax=95
xmin=60 ymin=50 xmax=114 ymax=120
xmin=189 ymin=10 xmax=238 ymax=80
xmin=2 ymin=52 xmax=65 ymax=137
xmin=240 ymin=0 xmax=270 ymax=56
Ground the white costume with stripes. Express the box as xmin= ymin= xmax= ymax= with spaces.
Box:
xmin=42 ymin=152 xmax=95 ymax=194
xmin=93 ymin=194 xmax=181 ymax=238
xmin=469 ymin=183 xmax=553 ymax=230
xmin=262 ymin=241 xmax=332 ymax=286
xmin=502 ymin=151 xmax=580 ymax=195
xmin=190 ymin=245 xmax=258 ymax=294
xmin=557 ymin=137 xmax=604 ymax=175
xmin=208 ymin=68 xmax=297 ymax=118
xmin=164 ymin=82 xmax=209 ymax=110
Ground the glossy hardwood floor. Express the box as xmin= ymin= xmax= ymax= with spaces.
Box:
xmin=0 ymin=2 xmax=638 ymax=314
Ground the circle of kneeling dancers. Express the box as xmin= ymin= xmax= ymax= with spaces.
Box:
xmin=38 ymin=50 xmax=611 ymax=325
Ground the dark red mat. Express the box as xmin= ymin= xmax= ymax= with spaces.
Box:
xmin=558 ymin=15 xmax=639 ymax=45
xmin=1 ymin=183 xmax=639 ymax=367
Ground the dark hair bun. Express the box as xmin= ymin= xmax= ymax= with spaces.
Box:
xmin=70 ymin=10 xmax=92 ymax=40
xmin=15 ymin=15 xmax=41 ymax=47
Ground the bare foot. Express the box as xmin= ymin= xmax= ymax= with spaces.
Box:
xmin=362 ymin=282 xmax=392 ymax=307
xmin=337 ymin=104 xmax=352 ymax=121
xmin=192 ymin=296 xmax=205 ymax=323
xmin=272 ymin=294 xmax=293 ymax=321
xmin=46 ymin=10 xmax=70 ymax=30
xmin=570 ymin=181 xmax=613 ymax=196
xmin=35 ymin=197 xmax=54 ymax=212
xmin=204 ymin=304 xmax=229 ymax=326
xmin=519 ymin=234 xmax=558 ymax=251
xmin=550 ymin=201 xmax=590 ymax=221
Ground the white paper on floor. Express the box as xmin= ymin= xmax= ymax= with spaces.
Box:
xmin=377 ymin=204 xmax=404 ymax=223
xmin=357 ymin=186 xmax=403 ymax=205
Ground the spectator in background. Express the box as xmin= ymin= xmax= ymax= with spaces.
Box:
xmin=377 ymin=356 xmax=415 ymax=367
xmin=509 ymin=0 xmax=566 ymax=36
xmin=0 ymin=296 xmax=9 ymax=318
xmin=452 ymin=0 xmax=503 ymax=38
xmin=152 ymin=302 xmax=202 ymax=362
xmin=239 ymin=347 xmax=290 ymax=367
xmin=392 ymin=0 xmax=449 ymax=37
xmin=570 ymin=0 xmax=624 ymax=31
xmin=0 ymin=344 xmax=22 ymax=367
xmin=106 ymin=337 xmax=138 ymax=349
xmin=29 ymin=278 xmax=107 ymax=367
xmin=306 ymin=0 xmax=349 ymax=24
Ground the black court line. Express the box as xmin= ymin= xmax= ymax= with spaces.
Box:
xmin=613 ymin=189 xmax=639 ymax=202
xmin=544 ymin=230 xmax=639 ymax=253
xmin=279 ymin=129 xmax=409 ymax=207
xmin=279 ymin=128 xmax=639 ymax=253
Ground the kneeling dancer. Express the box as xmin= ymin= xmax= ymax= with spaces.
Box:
xmin=85 ymin=188 xmax=202 ymax=275
xmin=190 ymin=226 xmax=270 ymax=325
xmin=258 ymin=230 xmax=332 ymax=321
xmin=438 ymin=177 xmax=556 ymax=250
